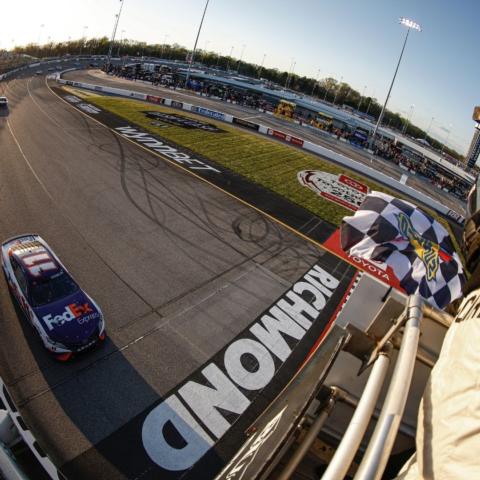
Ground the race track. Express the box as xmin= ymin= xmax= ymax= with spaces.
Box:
xmin=65 ymin=69 xmax=466 ymax=216
xmin=0 ymin=67 xmax=355 ymax=479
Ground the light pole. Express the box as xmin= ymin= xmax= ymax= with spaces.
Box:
xmin=80 ymin=26 xmax=88 ymax=55
xmin=288 ymin=61 xmax=296 ymax=88
xmin=424 ymin=116 xmax=434 ymax=141
xmin=202 ymin=39 xmax=210 ymax=63
xmin=402 ymin=104 xmax=415 ymax=135
xmin=185 ymin=0 xmax=210 ymax=86
xmin=311 ymin=68 xmax=322 ymax=96
xmin=370 ymin=17 xmax=421 ymax=147
xmin=285 ymin=58 xmax=295 ymax=89
xmin=38 ymin=24 xmax=45 ymax=45
xmin=106 ymin=0 xmax=126 ymax=69
xmin=441 ymin=124 xmax=453 ymax=154
xmin=237 ymin=43 xmax=246 ymax=73
xmin=323 ymin=77 xmax=332 ymax=101
xmin=366 ymin=89 xmax=375 ymax=115
xmin=226 ymin=45 xmax=234 ymax=71
xmin=160 ymin=34 xmax=169 ymax=59
xmin=257 ymin=53 xmax=266 ymax=78
xmin=333 ymin=75 xmax=343 ymax=105
xmin=117 ymin=29 xmax=125 ymax=56
xmin=357 ymin=85 xmax=367 ymax=111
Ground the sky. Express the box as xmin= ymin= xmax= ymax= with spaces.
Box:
xmin=2 ymin=0 xmax=480 ymax=155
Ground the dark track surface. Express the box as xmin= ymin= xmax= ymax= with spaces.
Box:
xmin=66 ymin=69 xmax=466 ymax=216
xmin=0 ymin=68 xmax=352 ymax=478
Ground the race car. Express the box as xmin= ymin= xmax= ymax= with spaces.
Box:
xmin=0 ymin=96 xmax=8 ymax=108
xmin=1 ymin=235 xmax=106 ymax=361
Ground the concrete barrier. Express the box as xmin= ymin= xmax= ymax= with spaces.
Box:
xmin=301 ymin=140 xmax=455 ymax=217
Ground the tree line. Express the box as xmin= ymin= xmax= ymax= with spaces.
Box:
xmin=9 ymin=37 xmax=462 ymax=160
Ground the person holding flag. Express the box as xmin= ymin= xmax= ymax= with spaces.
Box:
xmin=341 ymin=188 xmax=480 ymax=478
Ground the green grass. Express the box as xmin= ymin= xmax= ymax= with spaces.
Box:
xmin=80 ymin=93 xmax=463 ymax=256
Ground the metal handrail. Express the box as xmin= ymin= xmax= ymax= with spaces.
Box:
xmin=321 ymin=344 xmax=392 ymax=480
xmin=277 ymin=394 xmax=337 ymax=480
xmin=354 ymin=294 xmax=423 ymax=480
xmin=423 ymin=303 xmax=453 ymax=328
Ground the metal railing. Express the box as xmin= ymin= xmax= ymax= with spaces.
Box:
xmin=276 ymin=294 xmax=452 ymax=480
xmin=321 ymin=344 xmax=392 ymax=480
xmin=353 ymin=294 xmax=423 ymax=480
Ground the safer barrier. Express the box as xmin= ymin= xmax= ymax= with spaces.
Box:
xmin=54 ymin=76 xmax=464 ymax=224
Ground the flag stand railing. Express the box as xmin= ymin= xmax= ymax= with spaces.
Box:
xmin=353 ymin=294 xmax=424 ymax=480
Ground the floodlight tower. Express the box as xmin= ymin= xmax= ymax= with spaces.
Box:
xmin=106 ymin=0 xmax=126 ymax=69
xmin=370 ymin=17 xmax=421 ymax=147
xmin=185 ymin=0 xmax=210 ymax=86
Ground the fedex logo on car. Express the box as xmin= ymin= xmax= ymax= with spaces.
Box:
xmin=42 ymin=303 xmax=94 ymax=331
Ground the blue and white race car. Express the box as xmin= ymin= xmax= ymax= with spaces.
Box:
xmin=1 ymin=234 xmax=106 ymax=361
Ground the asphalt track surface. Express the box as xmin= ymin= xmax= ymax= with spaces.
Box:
xmin=0 ymin=67 xmax=357 ymax=479
xmin=66 ymin=69 xmax=466 ymax=216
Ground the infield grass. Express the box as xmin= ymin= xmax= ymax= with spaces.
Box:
xmin=76 ymin=92 xmax=462 ymax=256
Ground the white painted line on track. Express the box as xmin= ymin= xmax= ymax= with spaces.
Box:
xmin=240 ymin=115 xmax=262 ymax=121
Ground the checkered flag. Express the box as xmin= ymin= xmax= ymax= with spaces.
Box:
xmin=340 ymin=191 xmax=465 ymax=309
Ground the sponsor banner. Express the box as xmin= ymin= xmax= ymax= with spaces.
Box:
xmin=171 ymin=100 xmax=184 ymax=109
xmin=446 ymin=209 xmax=465 ymax=225
xmin=143 ymin=111 xmax=224 ymax=133
xmin=146 ymin=95 xmax=165 ymax=105
xmin=191 ymin=105 xmax=225 ymax=121
xmin=115 ymin=126 xmax=221 ymax=173
xmin=232 ymin=117 xmax=260 ymax=131
xmin=323 ymin=229 xmax=403 ymax=291
xmin=72 ymin=256 xmax=355 ymax=480
xmin=267 ymin=128 xmax=304 ymax=147
xmin=298 ymin=170 xmax=369 ymax=211
xmin=338 ymin=174 xmax=369 ymax=194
